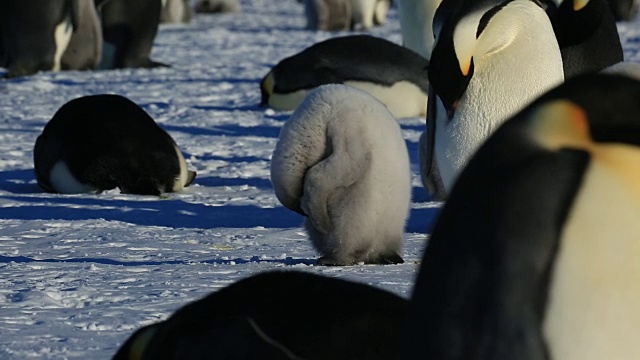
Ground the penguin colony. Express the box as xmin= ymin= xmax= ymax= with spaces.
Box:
xmin=116 ymin=73 xmax=640 ymax=359
xmin=0 ymin=0 xmax=194 ymax=78
xmin=0 ymin=0 xmax=638 ymax=358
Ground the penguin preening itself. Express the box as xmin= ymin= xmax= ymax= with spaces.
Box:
xmin=34 ymin=94 xmax=196 ymax=196
xmin=419 ymin=0 xmax=564 ymax=199
xmin=260 ymin=35 xmax=429 ymax=119
xmin=407 ymin=73 xmax=640 ymax=360
xmin=112 ymin=270 xmax=409 ymax=360
xmin=542 ymin=0 xmax=623 ymax=79
xmin=270 ymin=84 xmax=411 ymax=266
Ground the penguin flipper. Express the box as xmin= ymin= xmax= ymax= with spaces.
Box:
xmin=421 ymin=85 xmax=447 ymax=201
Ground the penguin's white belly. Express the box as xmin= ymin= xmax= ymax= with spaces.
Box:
xmin=434 ymin=97 xmax=498 ymax=192
xmin=172 ymin=144 xmax=190 ymax=192
xmin=268 ymin=89 xmax=309 ymax=111
xmin=344 ymin=80 xmax=427 ymax=119
xmin=49 ymin=161 xmax=95 ymax=194
xmin=350 ymin=0 xmax=376 ymax=29
xmin=543 ymin=147 xmax=640 ymax=360
xmin=53 ymin=14 xmax=73 ymax=71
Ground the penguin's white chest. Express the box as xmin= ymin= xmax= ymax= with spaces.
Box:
xmin=49 ymin=161 xmax=95 ymax=194
xmin=543 ymin=147 xmax=640 ymax=360
xmin=53 ymin=14 xmax=73 ymax=71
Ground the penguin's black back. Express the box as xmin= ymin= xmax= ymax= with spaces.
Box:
xmin=116 ymin=270 xmax=409 ymax=360
xmin=545 ymin=0 xmax=623 ymax=78
xmin=35 ymin=94 xmax=180 ymax=195
xmin=271 ymin=35 xmax=429 ymax=93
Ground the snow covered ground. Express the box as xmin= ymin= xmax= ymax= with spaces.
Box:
xmin=0 ymin=0 xmax=638 ymax=358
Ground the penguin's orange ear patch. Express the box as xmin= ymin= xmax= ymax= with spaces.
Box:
xmin=529 ymin=100 xmax=591 ymax=151
xmin=573 ymin=0 xmax=590 ymax=11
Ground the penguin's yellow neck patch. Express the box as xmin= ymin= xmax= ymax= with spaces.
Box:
xmin=262 ymin=72 xmax=275 ymax=96
xmin=573 ymin=0 xmax=590 ymax=11
xmin=530 ymin=100 xmax=640 ymax=201
xmin=533 ymin=99 xmax=640 ymax=359
xmin=129 ymin=326 xmax=157 ymax=360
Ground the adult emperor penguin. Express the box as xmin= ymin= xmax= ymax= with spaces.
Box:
xmin=543 ymin=0 xmax=623 ymax=79
xmin=0 ymin=0 xmax=74 ymax=77
xmin=61 ymin=0 xmax=103 ymax=71
xmin=419 ymin=0 xmax=565 ymax=199
xmin=34 ymin=94 xmax=196 ymax=196
xmin=160 ymin=0 xmax=191 ymax=23
xmin=270 ymin=84 xmax=411 ymax=266
xmin=113 ymin=271 xmax=409 ymax=359
xmin=98 ymin=0 xmax=166 ymax=69
xmin=406 ymin=73 xmax=640 ymax=360
xmin=305 ymin=0 xmax=352 ymax=31
xmin=261 ymin=35 xmax=430 ymax=119
xmin=397 ymin=0 xmax=442 ymax=59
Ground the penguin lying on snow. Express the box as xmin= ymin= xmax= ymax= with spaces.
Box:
xmin=34 ymin=94 xmax=196 ymax=196
xmin=260 ymin=35 xmax=429 ymax=119
xmin=113 ymin=270 xmax=409 ymax=360
xmin=420 ymin=0 xmax=564 ymax=199
xmin=407 ymin=73 xmax=640 ymax=359
xmin=270 ymin=84 xmax=411 ymax=265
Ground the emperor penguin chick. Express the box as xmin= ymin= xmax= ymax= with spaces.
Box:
xmin=270 ymin=84 xmax=411 ymax=266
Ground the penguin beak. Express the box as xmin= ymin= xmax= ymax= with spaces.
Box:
xmin=446 ymin=100 xmax=460 ymax=119
xmin=429 ymin=52 xmax=474 ymax=120
xmin=260 ymin=72 xmax=274 ymax=107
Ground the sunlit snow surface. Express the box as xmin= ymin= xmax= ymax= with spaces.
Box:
xmin=0 ymin=0 xmax=638 ymax=358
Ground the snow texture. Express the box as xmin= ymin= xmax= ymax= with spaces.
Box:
xmin=0 ymin=0 xmax=637 ymax=358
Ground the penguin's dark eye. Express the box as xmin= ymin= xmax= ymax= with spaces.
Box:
xmin=476 ymin=1 xmax=511 ymax=38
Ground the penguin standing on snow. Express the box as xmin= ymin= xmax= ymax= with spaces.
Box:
xmin=270 ymin=84 xmax=411 ymax=266
xmin=543 ymin=0 xmax=623 ymax=79
xmin=34 ymin=94 xmax=196 ymax=196
xmin=113 ymin=271 xmax=409 ymax=360
xmin=0 ymin=0 xmax=75 ymax=77
xmin=98 ymin=0 xmax=166 ymax=69
xmin=407 ymin=73 xmax=640 ymax=359
xmin=261 ymin=35 xmax=429 ymax=119
xmin=61 ymin=0 xmax=104 ymax=71
xmin=419 ymin=0 xmax=565 ymax=199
